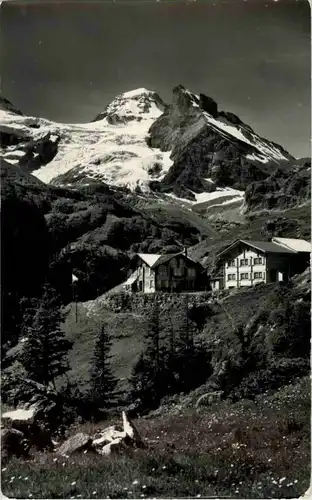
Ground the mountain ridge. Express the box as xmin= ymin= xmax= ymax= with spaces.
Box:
xmin=0 ymin=85 xmax=301 ymax=211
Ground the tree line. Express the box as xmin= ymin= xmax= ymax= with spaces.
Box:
xmin=2 ymin=286 xmax=212 ymax=428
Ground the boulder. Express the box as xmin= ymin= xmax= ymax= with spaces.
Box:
xmin=1 ymin=428 xmax=30 ymax=460
xmin=92 ymin=426 xmax=126 ymax=448
xmin=2 ymin=406 xmax=38 ymax=429
xmin=122 ymin=411 xmax=144 ymax=447
xmin=2 ymin=405 xmax=53 ymax=451
xmin=57 ymin=433 xmax=92 ymax=456
xmin=97 ymin=437 xmax=127 ymax=456
xmin=195 ymin=391 xmax=223 ymax=408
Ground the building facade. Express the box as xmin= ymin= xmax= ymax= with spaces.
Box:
xmin=123 ymin=252 xmax=205 ymax=293
xmin=211 ymin=238 xmax=311 ymax=291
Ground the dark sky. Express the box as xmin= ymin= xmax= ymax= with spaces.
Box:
xmin=0 ymin=0 xmax=310 ymax=157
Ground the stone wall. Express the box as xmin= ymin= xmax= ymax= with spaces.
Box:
xmin=101 ymin=291 xmax=217 ymax=314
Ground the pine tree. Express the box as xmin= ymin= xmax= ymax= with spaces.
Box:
xmin=174 ymin=297 xmax=211 ymax=392
xmin=20 ymin=284 xmax=73 ymax=392
xmin=89 ymin=325 xmax=117 ymax=408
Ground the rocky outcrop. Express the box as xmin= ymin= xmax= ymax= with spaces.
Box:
xmin=0 ymin=96 xmax=23 ymax=115
xmin=195 ymin=391 xmax=223 ymax=408
xmin=55 ymin=412 xmax=144 ymax=457
xmin=148 ymin=85 xmax=293 ymax=200
xmin=245 ymin=164 xmax=311 ymax=212
xmin=1 ymin=428 xmax=30 ymax=461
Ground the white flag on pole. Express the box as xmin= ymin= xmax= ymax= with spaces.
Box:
xmin=72 ymin=274 xmax=78 ymax=283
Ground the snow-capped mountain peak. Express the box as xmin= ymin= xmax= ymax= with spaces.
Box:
xmin=93 ymin=87 xmax=166 ymax=124
xmin=0 ymin=85 xmax=298 ymax=211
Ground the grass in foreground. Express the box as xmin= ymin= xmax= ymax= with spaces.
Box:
xmin=1 ymin=377 xmax=310 ymax=499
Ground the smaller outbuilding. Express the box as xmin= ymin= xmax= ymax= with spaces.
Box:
xmin=123 ymin=250 xmax=206 ymax=293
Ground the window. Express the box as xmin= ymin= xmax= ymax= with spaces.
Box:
xmin=188 ymin=268 xmax=196 ymax=278
xmin=240 ymin=273 xmax=249 ymax=280
xmin=254 ymin=257 xmax=263 ymax=265
xmin=149 ymin=279 xmax=154 ymax=288
xmin=228 ymin=259 xmax=236 ymax=267
xmin=159 ymin=265 xmax=167 ymax=274
xmin=254 ymin=272 xmax=263 ymax=279
xmin=240 ymin=259 xmax=249 ymax=266
xmin=227 ymin=273 xmax=236 ymax=281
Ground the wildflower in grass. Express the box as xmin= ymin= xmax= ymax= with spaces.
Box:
xmin=294 ymin=480 xmax=298 ymax=483
xmin=71 ymin=481 xmax=77 ymax=486
xmin=142 ymin=485 xmax=147 ymax=489
xmin=2 ymin=468 xmax=7 ymax=472
xmin=279 ymin=477 xmax=286 ymax=483
xmin=132 ymin=480 xmax=139 ymax=485
xmin=24 ymin=477 xmax=29 ymax=481
xmin=162 ymin=465 xmax=167 ymax=469
xmin=92 ymin=492 xmax=97 ymax=495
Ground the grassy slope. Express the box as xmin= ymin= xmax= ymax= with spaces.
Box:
xmin=62 ymin=282 xmax=281 ymax=393
xmin=63 ymin=302 xmax=149 ymax=393
xmin=2 ymin=376 xmax=310 ymax=499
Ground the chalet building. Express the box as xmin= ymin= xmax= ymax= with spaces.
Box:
xmin=210 ymin=237 xmax=311 ymax=291
xmin=123 ymin=251 xmax=205 ymax=293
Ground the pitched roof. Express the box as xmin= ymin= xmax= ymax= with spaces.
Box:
xmin=151 ymin=253 xmax=181 ymax=268
xmin=136 ymin=252 xmax=201 ymax=269
xmin=272 ymin=237 xmax=311 ymax=253
xmin=151 ymin=252 xmax=202 ymax=269
xmin=137 ymin=253 xmax=162 ymax=267
xmin=240 ymin=240 xmax=297 ymax=254
xmin=217 ymin=239 xmax=297 ymax=258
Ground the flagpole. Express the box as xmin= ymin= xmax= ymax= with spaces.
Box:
xmin=72 ymin=273 xmax=79 ymax=323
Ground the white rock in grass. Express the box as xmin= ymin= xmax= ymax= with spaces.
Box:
xmin=122 ymin=411 xmax=143 ymax=446
xmin=92 ymin=425 xmax=126 ymax=447
xmin=97 ymin=437 xmax=126 ymax=456
xmin=57 ymin=433 xmax=92 ymax=456
xmin=2 ymin=407 xmax=37 ymax=426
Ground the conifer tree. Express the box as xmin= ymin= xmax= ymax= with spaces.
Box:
xmin=89 ymin=324 xmax=117 ymax=408
xmin=20 ymin=285 xmax=73 ymax=392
